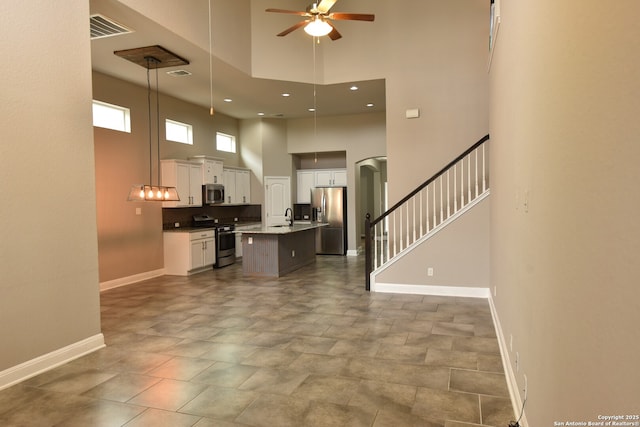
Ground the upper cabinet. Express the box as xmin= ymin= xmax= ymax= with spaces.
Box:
xmin=161 ymin=160 xmax=203 ymax=208
xmin=223 ymin=167 xmax=251 ymax=204
xmin=296 ymin=170 xmax=316 ymax=203
xmin=190 ymin=156 xmax=223 ymax=185
xmin=297 ymin=168 xmax=347 ymax=203
xmin=315 ymin=169 xmax=347 ymax=187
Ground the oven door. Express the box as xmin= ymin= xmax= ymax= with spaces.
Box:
xmin=215 ymin=227 xmax=236 ymax=267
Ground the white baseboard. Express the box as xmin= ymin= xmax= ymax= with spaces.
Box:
xmin=0 ymin=333 xmax=105 ymax=391
xmin=346 ymin=249 xmax=359 ymax=257
xmin=372 ymin=283 xmax=490 ymax=298
xmin=488 ymin=296 xmax=528 ymax=426
xmin=100 ymin=268 xmax=165 ymax=292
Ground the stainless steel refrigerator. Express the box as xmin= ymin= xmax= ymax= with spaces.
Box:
xmin=311 ymin=186 xmax=347 ymax=255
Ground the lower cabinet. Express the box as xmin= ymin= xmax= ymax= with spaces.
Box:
xmin=164 ymin=230 xmax=216 ymax=276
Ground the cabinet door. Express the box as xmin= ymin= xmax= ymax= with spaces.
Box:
xmin=333 ymin=169 xmax=347 ymax=186
xmin=189 ymin=164 xmax=202 ymax=206
xmin=210 ymin=160 xmax=223 ymax=184
xmin=203 ymin=237 xmax=215 ymax=266
xmin=297 ymin=171 xmax=315 ymax=203
xmin=315 ymin=170 xmax=333 ymax=186
xmin=175 ymin=162 xmax=192 ymax=206
xmin=190 ymin=240 xmax=204 ymax=270
xmin=223 ymin=169 xmax=236 ymax=204
xmin=236 ymin=170 xmax=250 ymax=204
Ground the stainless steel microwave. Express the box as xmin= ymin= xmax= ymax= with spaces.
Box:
xmin=203 ymin=184 xmax=224 ymax=204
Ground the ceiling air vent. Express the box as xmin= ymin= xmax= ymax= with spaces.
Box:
xmin=90 ymin=14 xmax=133 ymax=40
xmin=167 ymin=70 xmax=192 ymax=77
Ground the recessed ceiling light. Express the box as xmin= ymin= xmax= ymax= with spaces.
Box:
xmin=223 ymin=98 xmax=232 ymax=102
xmin=350 ymin=85 xmax=359 ymax=91
xmin=308 ymin=108 xmax=316 ymax=112
xmin=281 ymin=93 xmax=291 ymax=97
xmin=257 ymin=112 xmax=265 ymax=116
xmin=366 ymin=103 xmax=375 ymax=108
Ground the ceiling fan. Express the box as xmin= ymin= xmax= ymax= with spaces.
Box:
xmin=266 ymin=0 xmax=374 ymax=41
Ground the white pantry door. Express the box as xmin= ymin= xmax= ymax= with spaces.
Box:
xmin=264 ymin=176 xmax=291 ymax=226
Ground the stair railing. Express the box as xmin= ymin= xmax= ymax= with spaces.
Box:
xmin=364 ymin=134 xmax=490 ymax=290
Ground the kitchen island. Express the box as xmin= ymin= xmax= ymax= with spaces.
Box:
xmin=238 ymin=222 xmax=327 ymax=277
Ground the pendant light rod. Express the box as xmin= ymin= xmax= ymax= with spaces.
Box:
xmin=208 ymin=0 xmax=215 ymax=116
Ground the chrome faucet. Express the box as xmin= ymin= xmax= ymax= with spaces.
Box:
xmin=284 ymin=208 xmax=293 ymax=226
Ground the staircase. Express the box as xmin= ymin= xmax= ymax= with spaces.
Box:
xmin=364 ymin=134 xmax=490 ymax=290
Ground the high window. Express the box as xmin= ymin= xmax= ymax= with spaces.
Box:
xmin=92 ymin=100 xmax=131 ymax=132
xmin=165 ymin=119 xmax=193 ymax=145
xmin=216 ymin=132 xmax=236 ymax=153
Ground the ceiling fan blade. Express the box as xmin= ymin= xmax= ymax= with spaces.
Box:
xmin=329 ymin=13 xmax=375 ymax=22
xmin=265 ymin=8 xmax=308 ymax=16
xmin=327 ymin=23 xmax=342 ymax=41
xmin=317 ymin=0 xmax=338 ymax=14
xmin=276 ymin=20 xmax=308 ymax=37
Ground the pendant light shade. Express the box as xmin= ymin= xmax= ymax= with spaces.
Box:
xmin=304 ymin=16 xmax=332 ymax=37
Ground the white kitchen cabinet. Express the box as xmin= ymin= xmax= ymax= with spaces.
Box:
xmin=164 ymin=229 xmax=215 ymax=276
xmin=223 ymin=167 xmax=251 ymax=204
xmin=236 ymin=169 xmax=251 ymax=204
xmin=296 ymin=170 xmax=315 ymax=203
xmin=297 ymin=169 xmax=347 ymax=202
xmin=191 ymin=156 xmax=223 ymax=184
xmin=161 ymin=160 xmax=203 ymax=207
xmin=332 ymin=169 xmax=347 ymax=186
xmin=315 ymin=169 xmax=347 ymax=186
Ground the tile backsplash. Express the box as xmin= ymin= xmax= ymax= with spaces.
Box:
xmin=162 ymin=204 xmax=261 ymax=229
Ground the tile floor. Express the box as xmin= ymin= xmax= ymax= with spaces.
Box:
xmin=0 ymin=255 xmax=514 ymax=426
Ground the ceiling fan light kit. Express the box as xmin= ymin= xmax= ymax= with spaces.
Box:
xmin=266 ymin=0 xmax=374 ymax=41
xmin=304 ymin=16 xmax=332 ymax=37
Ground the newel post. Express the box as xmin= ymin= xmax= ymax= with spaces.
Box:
xmin=364 ymin=213 xmax=371 ymax=291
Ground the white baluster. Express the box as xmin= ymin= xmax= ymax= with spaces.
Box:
xmin=439 ymin=177 xmax=443 ymax=223
xmin=467 ymin=154 xmax=472 ymax=205
xmin=447 ymin=170 xmax=451 ymax=218
xmin=482 ymin=143 xmax=487 ymax=192
xmin=475 ymin=149 xmax=479 ymax=198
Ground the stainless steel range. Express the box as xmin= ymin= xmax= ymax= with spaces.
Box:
xmin=193 ymin=215 xmax=236 ymax=268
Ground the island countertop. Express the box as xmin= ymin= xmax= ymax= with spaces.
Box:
xmin=235 ymin=222 xmax=327 ymax=235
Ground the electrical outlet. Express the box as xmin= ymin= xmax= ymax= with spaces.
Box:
xmin=427 ymin=267 xmax=434 ymax=276
xmin=174 ymin=222 xmax=180 ymax=228
xmin=291 ymin=250 xmax=296 ymax=257
xmin=248 ymin=237 xmax=253 ymax=245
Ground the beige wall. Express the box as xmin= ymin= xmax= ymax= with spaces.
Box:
xmin=490 ymin=0 xmax=640 ymax=423
xmin=385 ymin=0 xmax=490 ymax=205
xmin=92 ymin=72 xmax=242 ymax=283
xmin=0 ymin=1 xmax=102 ymax=373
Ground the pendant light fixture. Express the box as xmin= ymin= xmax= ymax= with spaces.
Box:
xmin=115 ymin=46 xmax=189 ymax=202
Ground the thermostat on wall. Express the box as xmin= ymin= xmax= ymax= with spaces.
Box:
xmin=405 ymin=108 xmax=420 ymax=119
